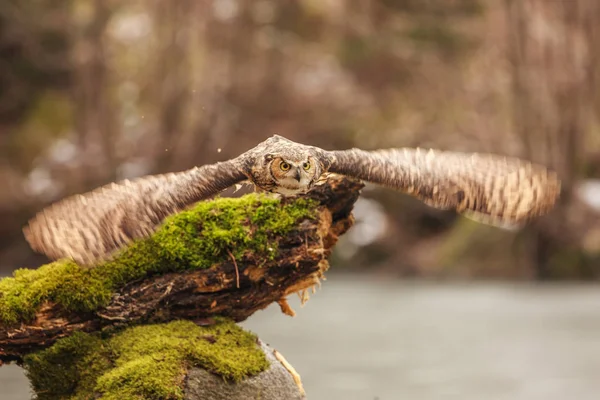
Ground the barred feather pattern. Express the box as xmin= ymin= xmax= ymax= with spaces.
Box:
xmin=23 ymin=135 xmax=561 ymax=266
xmin=23 ymin=160 xmax=247 ymax=265
xmin=328 ymin=148 xmax=561 ymax=227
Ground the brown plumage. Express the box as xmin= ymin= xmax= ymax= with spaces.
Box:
xmin=24 ymin=135 xmax=561 ymax=266
xmin=24 ymin=161 xmax=246 ymax=264
xmin=328 ymin=147 xmax=559 ymax=227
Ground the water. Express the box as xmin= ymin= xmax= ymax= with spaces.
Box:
xmin=2 ymin=275 xmax=600 ymax=400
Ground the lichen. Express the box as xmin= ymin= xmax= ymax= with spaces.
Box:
xmin=23 ymin=318 xmax=269 ymax=400
xmin=0 ymin=194 xmax=317 ymax=325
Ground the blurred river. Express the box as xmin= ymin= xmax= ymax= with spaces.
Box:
xmin=2 ymin=274 xmax=599 ymax=400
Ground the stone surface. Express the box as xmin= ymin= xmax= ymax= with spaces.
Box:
xmin=185 ymin=340 xmax=306 ymax=400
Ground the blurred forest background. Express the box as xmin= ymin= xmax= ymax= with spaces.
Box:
xmin=1 ymin=0 xmax=599 ymax=280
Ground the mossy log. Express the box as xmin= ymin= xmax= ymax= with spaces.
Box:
xmin=0 ymin=175 xmax=363 ymax=363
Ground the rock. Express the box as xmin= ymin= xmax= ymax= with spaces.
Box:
xmin=185 ymin=340 xmax=306 ymax=400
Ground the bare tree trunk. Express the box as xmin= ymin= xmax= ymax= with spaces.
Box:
xmin=506 ymin=0 xmax=597 ymax=278
xmin=148 ymin=0 xmax=193 ymax=173
xmin=71 ymin=0 xmax=119 ymax=188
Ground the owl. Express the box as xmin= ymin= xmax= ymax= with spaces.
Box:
xmin=23 ymin=135 xmax=561 ymax=266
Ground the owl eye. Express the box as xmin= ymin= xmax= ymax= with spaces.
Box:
xmin=280 ymin=161 xmax=291 ymax=171
xmin=302 ymin=161 xmax=311 ymax=170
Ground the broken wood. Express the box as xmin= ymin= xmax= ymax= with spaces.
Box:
xmin=0 ymin=175 xmax=363 ymax=363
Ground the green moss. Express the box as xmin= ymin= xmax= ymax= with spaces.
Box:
xmin=23 ymin=331 xmax=112 ymax=399
xmin=0 ymin=194 xmax=317 ymax=325
xmin=23 ymin=318 xmax=269 ymax=400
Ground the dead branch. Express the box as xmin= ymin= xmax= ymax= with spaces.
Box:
xmin=0 ymin=176 xmax=363 ymax=363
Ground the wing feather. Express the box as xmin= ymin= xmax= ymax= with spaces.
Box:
xmin=23 ymin=160 xmax=247 ymax=265
xmin=327 ymin=148 xmax=560 ymax=227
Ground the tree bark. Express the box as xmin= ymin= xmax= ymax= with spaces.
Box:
xmin=0 ymin=175 xmax=363 ymax=363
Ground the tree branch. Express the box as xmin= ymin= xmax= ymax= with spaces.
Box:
xmin=0 ymin=175 xmax=363 ymax=363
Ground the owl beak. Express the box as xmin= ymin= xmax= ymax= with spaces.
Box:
xmin=293 ymin=168 xmax=301 ymax=182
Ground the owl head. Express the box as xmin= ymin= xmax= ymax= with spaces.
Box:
xmin=244 ymin=135 xmax=332 ymax=195
xmin=261 ymin=153 xmax=319 ymax=195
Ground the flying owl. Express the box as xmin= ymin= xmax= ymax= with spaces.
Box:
xmin=23 ymin=135 xmax=561 ymax=266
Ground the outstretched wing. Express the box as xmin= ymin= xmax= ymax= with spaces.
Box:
xmin=327 ymin=148 xmax=560 ymax=227
xmin=24 ymin=160 xmax=247 ymax=265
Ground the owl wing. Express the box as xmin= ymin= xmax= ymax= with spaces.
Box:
xmin=24 ymin=160 xmax=248 ymax=265
xmin=327 ymin=148 xmax=560 ymax=227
